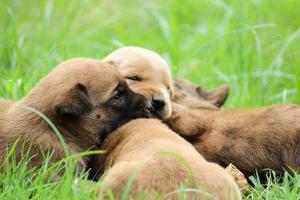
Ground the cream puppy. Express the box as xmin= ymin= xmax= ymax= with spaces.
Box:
xmin=103 ymin=46 xmax=173 ymax=120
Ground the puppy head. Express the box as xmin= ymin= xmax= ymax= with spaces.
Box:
xmin=173 ymin=78 xmax=229 ymax=109
xmin=103 ymin=46 xmax=173 ymax=120
xmin=23 ymin=58 xmax=151 ymax=147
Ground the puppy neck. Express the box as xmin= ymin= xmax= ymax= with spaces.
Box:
xmin=88 ymin=129 xmax=125 ymax=180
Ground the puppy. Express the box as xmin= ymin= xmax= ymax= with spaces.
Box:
xmin=0 ymin=58 xmax=150 ymax=170
xmin=103 ymin=46 xmax=174 ymax=120
xmin=166 ymin=78 xmax=300 ymax=177
xmin=92 ymin=119 xmax=241 ymax=200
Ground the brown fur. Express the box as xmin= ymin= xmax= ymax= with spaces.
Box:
xmin=0 ymin=99 xmax=15 ymax=113
xmin=91 ymin=119 xmax=241 ymax=200
xmin=0 ymin=58 xmax=150 ymax=170
xmin=167 ymin=79 xmax=300 ymax=177
xmin=225 ymin=164 xmax=250 ymax=195
xmin=103 ymin=46 xmax=174 ymax=120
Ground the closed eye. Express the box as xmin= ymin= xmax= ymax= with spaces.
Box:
xmin=112 ymin=86 xmax=125 ymax=100
xmin=112 ymin=91 xmax=121 ymax=100
xmin=109 ymin=83 xmax=123 ymax=101
xmin=125 ymin=75 xmax=141 ymax=81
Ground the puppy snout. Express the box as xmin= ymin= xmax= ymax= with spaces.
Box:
xmin=131 ymin=94 xmax=152 ymax=118
xmin=152 ymin=95 xmax=166 ymax=111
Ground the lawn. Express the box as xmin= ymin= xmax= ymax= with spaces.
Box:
xmin=1 ymin=0 xmax=300 ymax=199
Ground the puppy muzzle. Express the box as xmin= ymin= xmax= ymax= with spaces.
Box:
xmin=128 ymin=94 xmax=152 ymax=119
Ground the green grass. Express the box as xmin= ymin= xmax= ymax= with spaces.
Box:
xmin=0 ymin=0 xmax=300 ymax=199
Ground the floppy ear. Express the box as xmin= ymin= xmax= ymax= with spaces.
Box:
xmin=168 ymin=80 xmax=175 ymax=98
xmin=55 ymin=83 xmax=92 ymax=117
xmin=106 ymin=59 xmax=115 ymax=66
xmin=105 ymin=59 xmax=119 ymax=68
xmin=196 ymin=85 xmax=229 ymax=107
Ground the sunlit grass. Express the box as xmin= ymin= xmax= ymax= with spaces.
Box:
xmin=1 ymin=0 xmax=300 ymax=199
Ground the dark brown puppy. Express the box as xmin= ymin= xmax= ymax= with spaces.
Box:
xmin=166 ymin=78 xmax=300 ymax=177
xmin=92 ymin=119 xmax=241 ymax=200
xmin=0 ymin=58 xmax=150 ymax=170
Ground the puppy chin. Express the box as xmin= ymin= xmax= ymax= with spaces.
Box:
xmin=136 ymin=107 xmax=152 ymax=119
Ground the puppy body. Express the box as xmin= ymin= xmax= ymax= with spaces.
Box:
xmin=0 ymin=58 xmax=150 ymax=169
xmin=103 ymin=46 xmax=174 ymax=120
xmin=94 ymin=119 xmax=241 ymax=200
xmin=168 ymin=79 xmax=300 ymax=177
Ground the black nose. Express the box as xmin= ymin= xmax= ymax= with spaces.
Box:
xmin=152 ymin=95 xmax=166 ymax=111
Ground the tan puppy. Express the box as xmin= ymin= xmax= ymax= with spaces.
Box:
xmin=92 ymin=119 xmax=241 ymax=200
xmin=166 ymin=79 xmax=300 ymax=177
xmin=103 ymin=46 xmax=174 ymax=120
xmin=0 ymin=58 xmax=151 ymax=170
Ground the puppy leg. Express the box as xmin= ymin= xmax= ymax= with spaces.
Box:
xmin=225 ymin=163 xmax=250 ymax=196
xmin=165 ymin=103 xmax=210 ymax=137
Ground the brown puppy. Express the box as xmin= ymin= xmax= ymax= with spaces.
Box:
xmin=0 ymin=58 xmax=150 ymax=170
xmin=173 ymin=80 xmax=250 ymax=193
xmin=103 ymin=46 xmax=174 ymax=120
xmin=92 ymin=119 xmax=241 ymax=200
xmin=166 ymin=78 xmax=300 ymax=177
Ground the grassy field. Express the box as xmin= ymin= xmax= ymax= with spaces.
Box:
xmin=1 ymin=0 xmax=300 ymax=199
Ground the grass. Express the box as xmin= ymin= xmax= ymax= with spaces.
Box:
xmin=0 ymin=0 xmax=300 ymax=199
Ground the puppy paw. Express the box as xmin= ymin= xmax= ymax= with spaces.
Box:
xmin=225 ymin=163 xmax=250 ymax=196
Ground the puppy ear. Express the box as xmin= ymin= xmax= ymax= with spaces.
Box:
xmin=56 ymin=83 xmax=92 ymax=117
xmin=168 ymin=80 xmax=175 ymax=98
xmin=106 ymin=60 xmax=115 ymax=66
xmin=195 ymin=86 xmax=208 ymax=98
xmin=196 ymin=85 xmax=229 ymax=107
xmin=105 ymin=59 xmax=118 ymax=68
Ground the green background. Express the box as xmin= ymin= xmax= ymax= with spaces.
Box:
xmin=1 ymin=0 xmax=300 ymax=199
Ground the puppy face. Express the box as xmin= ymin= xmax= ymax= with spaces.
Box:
xmin=173 ymin=78 xmax=230 ymax=109
xmin=25 ymin=58 xmax=151 ymax=147
xmin=103 ymin=47 xmax=174 ymax=120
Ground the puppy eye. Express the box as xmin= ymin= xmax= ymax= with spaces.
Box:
xmin=126 ymin=75 xmax=141 ymax=81
xmin=112 ymin=92 xmax=121 ymax=100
